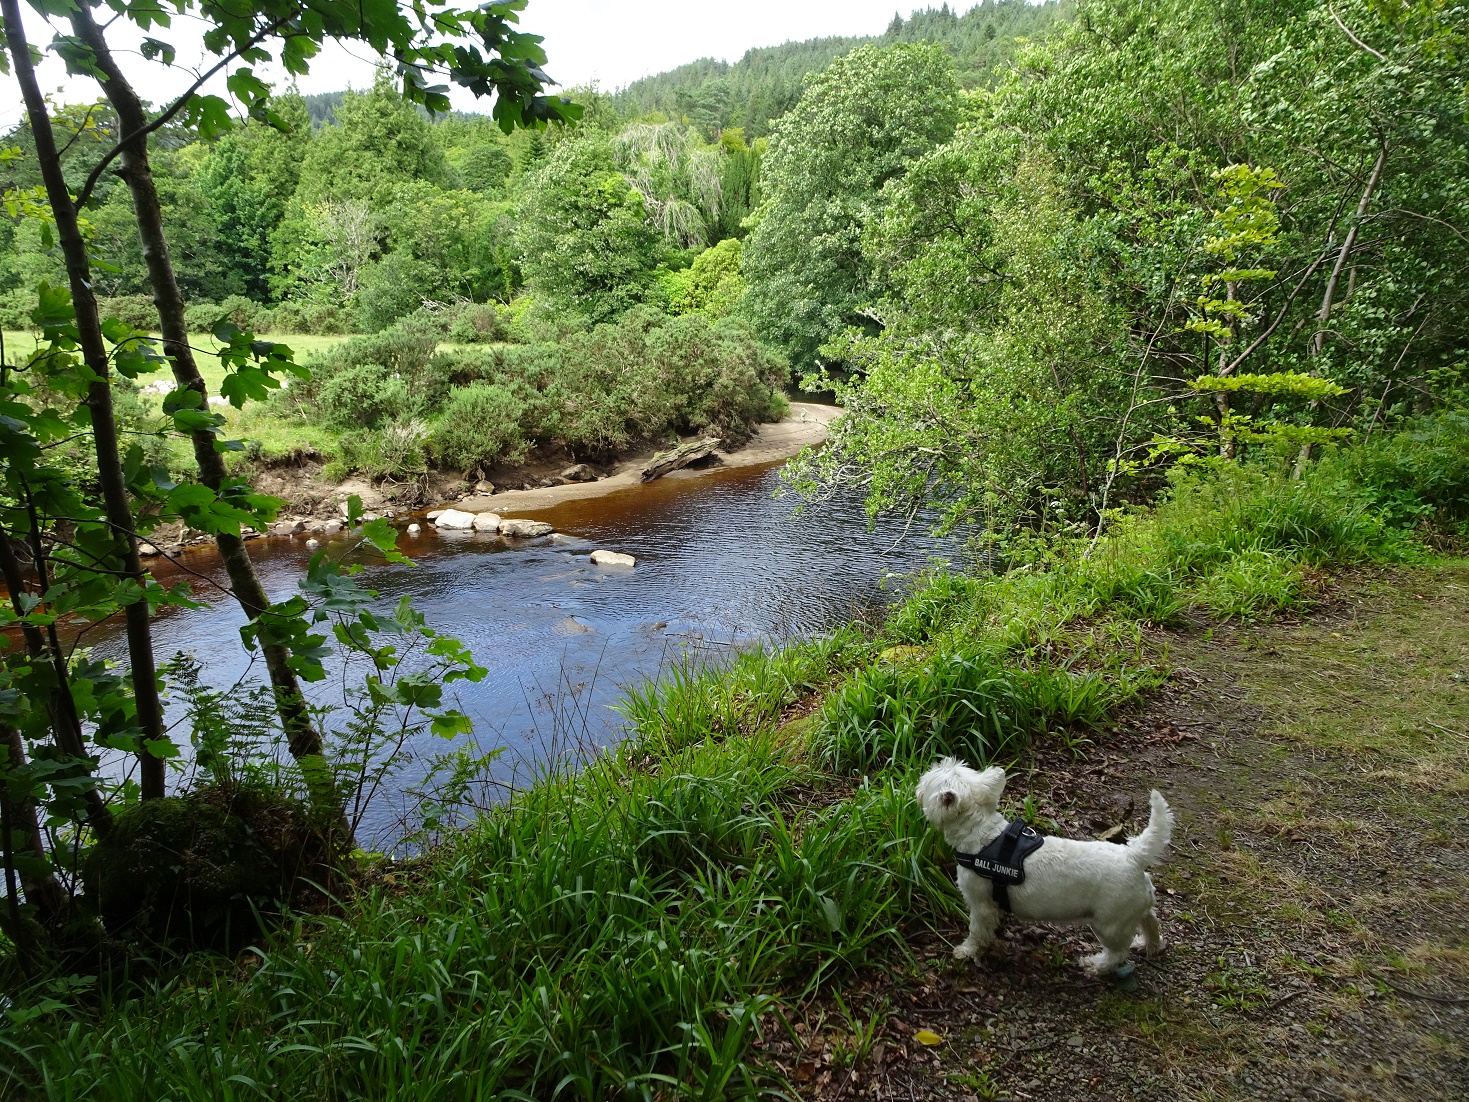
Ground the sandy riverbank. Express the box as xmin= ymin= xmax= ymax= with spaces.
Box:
xmin=446 ymin=402 xmax=838 ymax=515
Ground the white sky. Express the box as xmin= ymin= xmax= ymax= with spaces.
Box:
xmin=2 ymin=1 xmax=969 ymax=131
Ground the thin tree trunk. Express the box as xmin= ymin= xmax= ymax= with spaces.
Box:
xmin=1313 ymin=143 xmax=1387 ymax=356
xmin=3 ymin=0 xmax=170 ymax=799
xmin=0 ymin=522 xmax=113 ymax=835
xmin=69 ymin=7 xmax=346 ymax=836
xmin=1 ymin=724 xmax=68 ymax=924
xmin=1217 ymin=281 xmax=1239 ymax=459
xmin=1299 ymin=143 xmax=1389 ymax=475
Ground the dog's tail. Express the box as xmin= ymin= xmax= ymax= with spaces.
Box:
xmin=1125 ymin=790 xmax=1174 ymax=868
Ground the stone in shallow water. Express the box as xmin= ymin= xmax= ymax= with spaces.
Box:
xmin=589 ymin=550 xmax=636 ymax=567
xmin=499 ymin=518 xmax=553 ymax=538
xmin=434 ymin=508 xmax=477 ymax=530
xmin=554 ymin=616 xmax=592 ymax=636
xmin=472 ymin=512 xmax=501 ymax=532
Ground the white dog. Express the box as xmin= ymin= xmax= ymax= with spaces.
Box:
xmin=916 ymin=758 xmax=1175 ymax=975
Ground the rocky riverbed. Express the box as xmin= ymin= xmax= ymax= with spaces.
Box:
xmin=139 ymin=403 xmax=837 ymax=558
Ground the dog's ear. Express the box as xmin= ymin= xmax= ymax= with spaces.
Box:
xmin=975 ymin=765 xmax=1007 ymax=806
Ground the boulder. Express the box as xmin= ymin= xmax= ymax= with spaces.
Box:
xmin=426 ymin=509 xmax=444 ymax=521
xmin=305 ymin=538 xmax=321 ymax=551
xmin=270 ymin=519 xmax=305 ymax=537
xmin=138 ymin=542 xmax=161 ymax=557
xmin=499 ymin=518 xmax=554 ymax=539
xmin=473 ymin=479 xmax=496 ymax=494
xmin=434 ymin=508 xmax=478 ymax=530
xmin=406 ymin=523 xmax=422 ymax=536
xmin=590 ymin=550 xmax=636 ymax=567
xmin=472 ymin=512 xmax=502 ymax=533
xmin=561 ymin=463 xmax=598 ymax=482
xmin=319 ymin=520 xmax=343 ymax=536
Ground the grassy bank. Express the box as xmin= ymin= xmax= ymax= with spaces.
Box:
xmin=0 ymin=419 xmax=1465 ymax=1099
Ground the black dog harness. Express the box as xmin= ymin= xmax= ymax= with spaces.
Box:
xmin=955 ymin=818 xmax=1044 ymax=912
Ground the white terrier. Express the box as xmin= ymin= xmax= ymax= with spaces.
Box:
xmin=916 ymin=758 xmax=1175 ymax=975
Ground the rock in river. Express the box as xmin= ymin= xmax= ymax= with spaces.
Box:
xmin=434 ymin=508 xmax=478 ymax=530
xmin=472 ymin=512 xmax=502 ymax=532
xmin=590 ymin=550 xmax=636 ymax=567
xmin=499 ymin=518 xmax=554 ymax=539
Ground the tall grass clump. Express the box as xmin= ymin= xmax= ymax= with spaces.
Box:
xmin=618 ymin=625 xmax=878 ymax=755
xmin=0 ymin=733 xmax=955 ymax=1100
xmin=816 ymin=651 xmax=1125 ymax=774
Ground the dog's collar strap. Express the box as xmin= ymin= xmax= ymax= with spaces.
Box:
xmin=954 ymin=818 xmax=1044 ymax=912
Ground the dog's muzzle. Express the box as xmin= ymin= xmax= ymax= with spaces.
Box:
xmin=954 ymin=818 xmax=1044 ymax=911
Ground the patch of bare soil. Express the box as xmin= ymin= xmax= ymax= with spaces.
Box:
xmin=759 ymin=563 xmax=1469 ymax=1101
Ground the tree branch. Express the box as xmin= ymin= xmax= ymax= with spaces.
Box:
xmin=1328 ymin=1 xmax=1388 ymax=62
xmin=74 ymin=14 xmax=297 ymax=209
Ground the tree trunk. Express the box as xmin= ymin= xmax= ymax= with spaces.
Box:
xmin=1 ymin=724 xmax=68 ymax=925
xmin=641 ymin=438 xmax=723 ymax=481
xmin=2 ymin=0 xmax=171 ymax=799
xmin=1299 ymin=144 xmax=1388 ymax=475
xmin=1313 ymin=144 xmax=1387 ymax=356
xmin=68 ymin=6 xmax=346 ymax=836
xmin=0 ymin=523 xmax=113 ymax=835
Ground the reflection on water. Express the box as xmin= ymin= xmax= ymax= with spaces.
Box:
xmin=97 ymin=458 xmax=955 ymax=841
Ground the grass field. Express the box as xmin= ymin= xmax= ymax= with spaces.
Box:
xmin=2 ymin=330 xmax=354 ymax=395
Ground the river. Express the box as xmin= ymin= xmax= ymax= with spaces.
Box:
xmin=95 ymin=456 xmax=954 ymax=844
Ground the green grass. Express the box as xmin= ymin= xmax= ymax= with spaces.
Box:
xmin=1 ymin=425 xmax=1465 ymax=1098
xmin=2 ymin=331 xmax=484 ymax=397
xmin=4 ymin=329 xmax=354 ymax=395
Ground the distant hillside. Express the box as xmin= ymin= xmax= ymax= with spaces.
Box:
xmin=613 ymin=0 xmax=1069 ymax=138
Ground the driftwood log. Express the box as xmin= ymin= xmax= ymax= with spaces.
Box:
xmin=640 ymin=437 xmax=722 ymax=482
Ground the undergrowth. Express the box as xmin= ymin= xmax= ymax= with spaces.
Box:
xmin=1 ymin=420 xmax=1464 ymax=1099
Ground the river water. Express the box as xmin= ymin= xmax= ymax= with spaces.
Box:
xmin=97 ymin=456 xmax=954 ymax=843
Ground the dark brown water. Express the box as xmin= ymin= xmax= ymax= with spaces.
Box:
xmin=95 ymin=458 xmax=952 ymax=842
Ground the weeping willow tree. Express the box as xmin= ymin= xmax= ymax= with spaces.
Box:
xmin=612 ymin=123 xmax=723 ymax=248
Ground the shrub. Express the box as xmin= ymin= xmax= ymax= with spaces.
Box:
xmin=272 ymin=300 xmax=352 ymax=334
xmin=1325 ymin=411 xmax=1469 ymax=533
xmin=82 ymin=785 xmax=328 ymax=951
xmin=355 ymin=253 xmax=436 ymax=332
xmin=315 ymin=361 xmax=413 ymax=430
xmin=0 ymin=287 xmax=36 ymax=331
xmin=97 ymin=294 xmax=157 ymax=331
xmin=427 ymin=383 xmax=529 ymax=472
xmin=555 ymin=307 xmax=789 ymax=458
xmin=183 ymin=300 xmax=221 ymax=334
xmin=446 ymin=301 xmax=508 ymax=343
xmin=219 ymin=294 xmax=274 ymax=332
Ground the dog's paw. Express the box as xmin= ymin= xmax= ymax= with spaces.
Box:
xmin=1132 ymin=932 xmax=1166 ymax=957
xmin=953 ymin=941 xmax=980 ymax=960
xmin=1080 ymin=950 xmax=1125 ymax=976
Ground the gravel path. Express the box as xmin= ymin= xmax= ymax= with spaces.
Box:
xmin=758 ymin=563 xmax=1469 ymax=1100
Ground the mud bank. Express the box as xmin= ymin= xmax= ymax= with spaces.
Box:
xmin=144 ymin=404 xmax=837 ymax=557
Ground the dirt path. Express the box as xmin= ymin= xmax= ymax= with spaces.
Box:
xmin=765 ymin=562 xmax=1469 ymax=1101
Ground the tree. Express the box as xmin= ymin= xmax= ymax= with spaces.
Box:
xmin=780 ymin=0 xmax=1469 ymax=537
xmin=515 ymin=134 xmax=662 ymax=322
xmin=0 ymin=0 xmax=577 ymax=939
xmin=741 ymin=42 xmax=963 ymax=371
